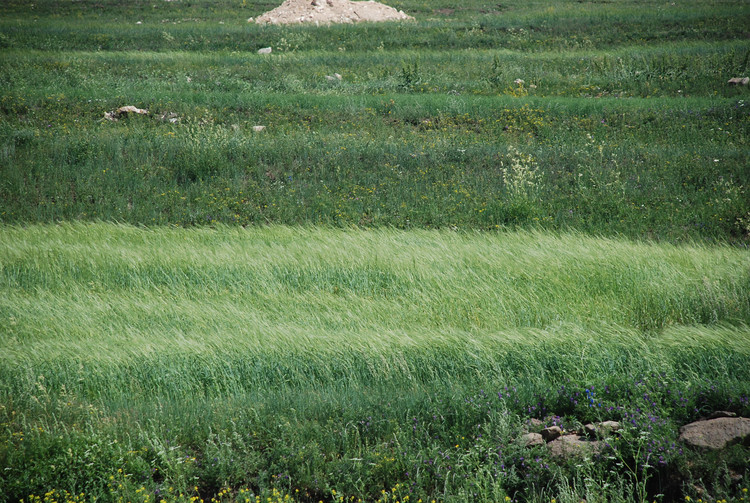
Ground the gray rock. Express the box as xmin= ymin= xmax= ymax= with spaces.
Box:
xmin=547 ymin=434 xmax=602 ymax=458
xmin=257 ymin=47 xmax=272 ymax=54
xmin=707 ymin=411 xmax=737 ymax=420
xmin=678 ymin=417 xmax=750 ymax=450
xmin=584 ymin=421 xmax=621 ymax=438
xmin=728 ymin=77 xmax=750 ymax=85
xmin=104 ymin=105 xmax=148 ymax=121
xmin=541 ymin=425 xmax=562 ymax=442
xmin=522 ymin=432 xmax=544 ymax=447
xmin=527 ymin=418 xmax=544 ymax=433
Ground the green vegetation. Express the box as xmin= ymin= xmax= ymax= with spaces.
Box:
xmin=1 ymin=0 xmax=749 ymax=242
xmin=1 ymin=0 xmax=749 ymax=501
xmin=2 ymin=223 xmax=750 ymax=502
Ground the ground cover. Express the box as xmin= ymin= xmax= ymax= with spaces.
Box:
xmin=1 ymin=0 xmax=750 ymax=501
xmin=2 ymin=224 xmax=750 ymax=502
xmin=1 ymin=0 xmax=749 ymax=242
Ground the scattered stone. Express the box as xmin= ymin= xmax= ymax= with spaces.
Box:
xmin=326 ymin=75 xmax=338 ymax=82
xmin=547 ymin=434 xmax=602 ymax=458
xmin=252 ymin=125 xmax=266 ymax=132
xmin=257 ymin=47 xmax=272 ymax=54
xmin=514 ymin=78 xmax=525 ymax=85
xmin=255 ymin=0 xmax=414 ymax=25
xmin=334 ymin=73 xmax=342 ymax=80
xmin=541 ymin=426 xmax=562 ymax=442
xmin=728 ymin=77 xmax=750 ymax=85
xmin=522 ymin=432 xmax=544 ymax=447
xmin=678 ymin=417 xmax=750 ymax=450
xmin=104 ymin=106 xmax=149 ymax=121
xmin=158 ymin=112 xmax=180 ymax=124
xmin=247 ymin=17 xmax=254 ymax=22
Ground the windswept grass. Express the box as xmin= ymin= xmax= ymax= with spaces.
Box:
xmin=1 ymin=223 xmax=749 ymax=501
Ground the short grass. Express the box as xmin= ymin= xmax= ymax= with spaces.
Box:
xmin=1 ymin=0 xmax=749 ymax=242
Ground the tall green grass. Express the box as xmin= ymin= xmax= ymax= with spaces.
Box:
xmin=2 ymin=224 xmax=749 ymax=501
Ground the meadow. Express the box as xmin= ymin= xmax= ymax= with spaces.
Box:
xmin=1 ymin=0 xmax=750 ymax=501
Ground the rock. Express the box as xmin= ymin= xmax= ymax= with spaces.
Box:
xmin=514 ymin=78 xmax=525 ymax=85
xmin=247 ymin=17 xmax=254 ymax=22
xmin=728 ymin=77 xmax=749 ymax=85
xmin=326 ymin=75 xmax=337 ymax=82
xmin=522 ymin=432 xmax=544 ymax=447
xmin=548 ymin=434 xmax=602 ymax=458
xmin=158 ymin=112 xmax=180 ymax=124
xmin=252 ymin=125 xmax=266 ymax=132
xmin=527 ymin=418 xmax=544 ymax=433
xmin=117 ymin=106 xmax=148 ymax=115
xmin=707 ymin=411 xmax=737 ymax=420
xmin=584 ymin=421 xmax=621 ymax=438
xmin=541 ymin=426 xmax=562 ymax=442
xmin=104 ymin=106 xmax=148 ymax=121
xmin=678 ymin=417 xmax=750 ymax=450
xmin=257 ymin=47 xmax=272 ymax=54
xmin=334 ymin=73 xmax=342 ymax=80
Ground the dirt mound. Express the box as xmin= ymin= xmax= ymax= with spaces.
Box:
xmin=255 ymin=0 xmax=414 ymax=25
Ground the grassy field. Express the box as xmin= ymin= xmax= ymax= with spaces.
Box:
xmin=2 ymin=223 xmax=750 ymax=503
xmin=1 ymin=0 xmax=749 ymax=241
xmin=1 ymin=0 xmax=750 ymax=501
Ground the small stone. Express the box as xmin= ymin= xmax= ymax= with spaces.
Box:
xmin=117 ymin=106 xmax=148 ymax=115
xmin=334 ymin=73 xmax=342 ymax=80
xmin=541 ymin=426 xmax=562 ymax=442
xmin=679 ymin=417 xmax=750 ymax=450
xmin=527 ymin=418 xmax=544 ymax=433
xmin=728 ymin=77 xmax=749 ymax=85
xmin=583 ymin=421 xmax=620 ymax=438
xmin=158 ymin=112 xmax=180 ymax=123
xmin=514 ymin=78 xmax=525 ymax=85
xmin=547 ymin=434 xmax=602 ymax=458
xmin=247 ymin=17 xmax=254 ymax=22
xmin=522 ymin=432 xmax=544 ymax=447
xmin=105 ymin=105 xmax=148 ymax=121
xmin=257 ymin=47 xmax=272 ymax=54
xmin=584 ymin=423 xmax=597 ymax=438
xmin=252 ymin=125 xmax=266 ymax=132
xmin=326 ymin=75 xmax=337 ymax=81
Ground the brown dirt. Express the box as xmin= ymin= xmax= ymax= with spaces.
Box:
xmin=254 ymin=0 xmax=414 ymax=25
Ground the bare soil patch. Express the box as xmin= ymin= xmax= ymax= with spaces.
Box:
xmin=254 ymin=0 xmax=414 ymax=25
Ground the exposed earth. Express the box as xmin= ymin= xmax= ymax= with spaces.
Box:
xmin=254 ymin=0 xmax=414 ymax=25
